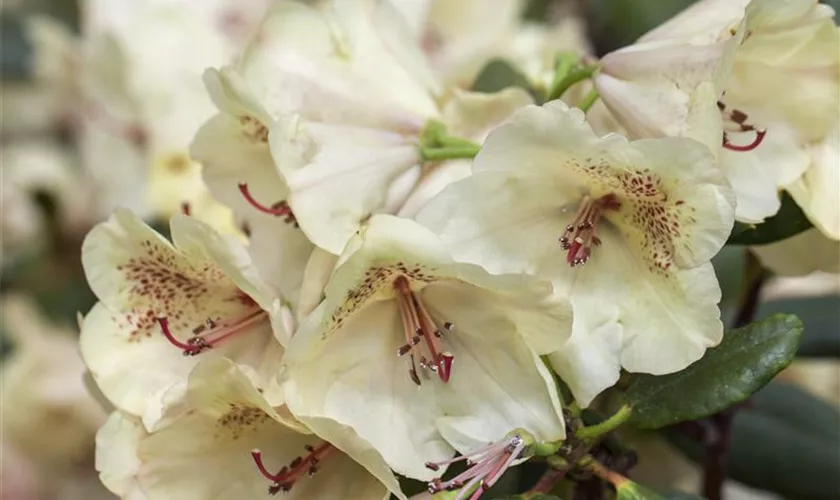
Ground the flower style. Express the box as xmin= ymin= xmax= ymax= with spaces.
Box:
xmin=281 ymin=214 xmax=572 ymax=479
xmin=594 ymin=0 xmax=839 ymax=227
xmin=80 ymin=209 xmax=288 ymax=425
xmin=96 ymin=358 xmax=401 ymax=499
xmin=418 ymin=101 xmax=735 ymax=405
xmin=197 ymin=0 xmax=441 ymax=255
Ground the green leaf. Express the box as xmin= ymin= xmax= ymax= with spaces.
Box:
xmin=726 ymin=193 xmax=813 ymax=245
xmin=666 ymin=382 xmax=840 ymax=498
xmin=471 ymin=59 xmax=535 ymax=95
xmin=625 ymin=314 xmax=803 ymax=428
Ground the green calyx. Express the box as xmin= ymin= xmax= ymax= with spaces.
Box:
xmin=419 ymin=119 xmax=482 ymax=162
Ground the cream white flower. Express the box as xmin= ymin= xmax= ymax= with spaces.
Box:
xmin=785 ymin=118 xmax=840 ymax=240
xmin=418 ymin=101 xmax=735 ymax=405
xmin=67 ymin=0 xmax=272 ymax=230
xmin=80 ymin=209 xmax=287 ymax=426
xmin=594 ymin=0 xmax=839 ymax=227
xmin=282 ymin=214 xmax=571 ymax=480
xmin=752 ymin=229 xmax=840 ymax=276
xmin=0 ymin=295 xmax=108 ymax=474
xmin=97 ymin=358 xmax=400 ymax=500
xmin=200 ymin=0 xmax=440 ymax=255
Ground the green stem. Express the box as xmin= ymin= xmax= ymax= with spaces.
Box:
xmin=547 ymin=65 xmax=599 ymax=102
xmin=578 ymin=88 xmax=600 ymax=113
xmin=549 ymin=53 xmax=578 ymax=96
xmin=575 ymin=404 xmax=632 ymax=439
xmin=421 ymin=145 xmax=481 ymax=162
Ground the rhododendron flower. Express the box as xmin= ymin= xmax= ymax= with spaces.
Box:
xmin=419 ymin=101 xmax=735 ymax=404
xmin=96 ymin=358 xmax=401 ymax=500
xmin=282 ymin=215 xmax=572 ymax=479
xmin=594 ymin=0 xmax=839 ymax=227
xmin=81 ymin=209 xmax=288 ymax=426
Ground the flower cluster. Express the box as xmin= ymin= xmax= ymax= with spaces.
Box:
xmin=79 ymin=1 xmax=838 ymax=499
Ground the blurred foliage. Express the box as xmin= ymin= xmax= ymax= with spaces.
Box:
xmin=759 ymin=296 xmax=840 ymax=357
xmin=666 ymin=382 xmax=840 ymax=497
xmin=626 ymin=314 xmax=803 ymax=429
xmin=1 ymin=11 xmax=33 ymax=79
xmin=584 ymin=0 xmax=696 ymax=55
xmin=472 ymin=58 xmax=536 ymax=95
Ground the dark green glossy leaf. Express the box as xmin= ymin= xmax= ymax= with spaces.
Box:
xmin=666 ymin=383 xmax=840 ymax=498
xmin=757 ymin=295 xmax=840 ymax=357
xmin=585 ymin=0 xmax=696 ymax=55
xmin=727 ymin=193 xmax=813 ymax=245
xmin=472 ymin=59 xmax=534 ymax=95
xmin=625 ymin=314 xmax=803 ymax=428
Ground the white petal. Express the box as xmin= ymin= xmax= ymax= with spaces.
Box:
xmin=786 ymin=122 xmax=840 ymax=239
xmin=422 ymin=281 xmax=567 ymax=447
xmin=614 ymin=137 xmax=735 ymax=267
xmin=718 ymin=123 xmax=809 ymax=224
xmin=190 ymin=112 xmax=286 ymax=218
xmin=638 ymin=0 xmax=750 ymax=45
xmin=169 ymin=214 xmax=275 ymax=310
xmin=203 ymin=67 xmax=273 ymax=126
xmin=285 ymin=415 xmax=406 ymax=500
xmin=295 ymin=248 xmax=339 ymax=321
xmin=322 ymin=214 xmax=452 ymax=319
xmin=751 ymin=229 xmax=840 ymax=276
xmin=232 ymin=0 xmax=437 ymax=129
xmin=548 ymin=319 xmax=623 ymax=407
xmin=81 ymin=302 xmax=281 ymax=424
xmin=472 ymin=101 xmax=626 ymax=175
xmin=417 ymin=171 xmax=575 ymax=277
xmin=283 ymin=301 xmax=452 ymax=480
xmin=271 ymin=119 xmax=421 ymax=254
xmin=120 ymin=359 xmax=389 ymax=500
xmin=397 ymin=160 xmax=472 ymax=219
xmin=96 ymin=412 xmax=147 ymax=499
xmin=441 ymin=88 xmax=534 ymax=141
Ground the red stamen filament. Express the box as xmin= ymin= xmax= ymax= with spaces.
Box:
xmin=238 ymin=183 xmax=294 ymax=217
xmin=394 ymin=276 xmax=454 ymax=385
xmin=559 ymin=194 xmax=619 ymax=267
xmin=251 ymin=443 xmax=336 ymax=494
xmin=157 ymin=309 xmax=266 ymax=356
